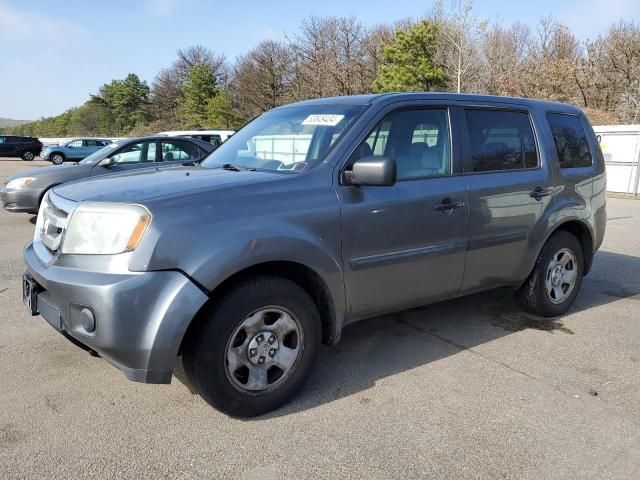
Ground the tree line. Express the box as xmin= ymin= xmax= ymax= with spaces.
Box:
xmin=7 ymin=2 xmax=640 ymax=137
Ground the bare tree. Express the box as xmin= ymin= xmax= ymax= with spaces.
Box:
xmin=436 ymin=0 xmax=487 ymax=93
xmin=289 ymin=16 xmax=382 ymax=99
xmin=575 ymin=37 xmax=614 ymax=111
xmin=231 ymin=40 xmax=295 ymax=118
xmin=361 ymin=24 xmax=394 ymax=88
xmin=601 ymin=21 xmax=640 ymax=122
xmin=326 ymin=17 xmax=371 ymax=95
xmin=150 ymin=68 xmax=182 ymax=122
xmin=482 ymin=22 xmax=531 ymax=96
xmin=521 ymin=17 xmax=580 ymax=103
xmin=289 ymin=16 xmax=333 ymax=98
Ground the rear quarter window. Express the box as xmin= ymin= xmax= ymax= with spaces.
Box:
xmin=546 ymin=113 xmax=592 ymax=168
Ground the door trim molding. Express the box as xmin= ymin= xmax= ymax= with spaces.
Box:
xmin=349 ymin=240 xmax=468 ymax=271
xmin=467 ymin=230 xmax=528 ymax=251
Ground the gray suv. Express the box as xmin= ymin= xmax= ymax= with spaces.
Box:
xmin=22 ymin=93 xmax=606 ymax=417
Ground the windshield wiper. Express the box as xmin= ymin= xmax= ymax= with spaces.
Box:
xmin=221 ymin=163 xmax=255 ymax=172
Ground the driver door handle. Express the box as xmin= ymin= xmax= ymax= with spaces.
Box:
xmin=433 ymin=198 xmax=465 ymax=213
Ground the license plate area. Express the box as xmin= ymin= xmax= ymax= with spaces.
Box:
xmin=23 ymin=274 xmax=41 ymax=316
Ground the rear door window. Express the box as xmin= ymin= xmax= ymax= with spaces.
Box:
xmin=464 ymin=109 xmax=539 ymax=172
xmin=160 ymin=141 xmax=202 ymax=162
xmin=546 ymin=113 xmax=593 ymax=168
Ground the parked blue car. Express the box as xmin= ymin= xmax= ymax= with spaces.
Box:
xmin=41 ymin=138 xmax=112 ymax=165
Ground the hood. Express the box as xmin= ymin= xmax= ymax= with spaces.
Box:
xmin=53 ymin=165 xmax=284 ymax=203
xmin=7 ymin=163 xmax=90 ymax=182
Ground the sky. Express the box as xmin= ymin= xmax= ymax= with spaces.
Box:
xmin=1 ymin=0 xmax=639 ymax=120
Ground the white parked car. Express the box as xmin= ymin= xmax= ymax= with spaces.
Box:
xmin=156 ymin=129 xmax=235 ymax=147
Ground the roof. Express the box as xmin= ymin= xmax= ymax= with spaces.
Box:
xmin=67 ymin=137 xmax=112 ymax=141
xmin=277 ymin=92 xmax=582 ymax=112
xmin=116 ymin=135 xmax=216 ymax=151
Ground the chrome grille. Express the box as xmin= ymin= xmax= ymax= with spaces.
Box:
xmin=40 ymin=201 xmax=67 ymax=252
xmin=34 ymin=191 xmax=76 ymax=262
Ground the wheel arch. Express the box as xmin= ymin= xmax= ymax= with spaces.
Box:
xmin=180 ymin=260 xmax=340 ymax=358
xmin=50 ymin=151 xmax=66 ymax=162
xmin=544 ymin=219 xmax=595 ymax=275
xmin=38 ymin=184 xmax=59 ymax=207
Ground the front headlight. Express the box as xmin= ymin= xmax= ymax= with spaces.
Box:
xmin=61 ymin=202 xmax=151 ymax=255
xmin=7 ymin=177 xmax=36 ymax=189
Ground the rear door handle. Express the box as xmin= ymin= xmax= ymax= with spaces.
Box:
xmin=433 ymin=198 xmax=465 ymax=213
xmin=530 ymin=186 xmax=553 ymax=200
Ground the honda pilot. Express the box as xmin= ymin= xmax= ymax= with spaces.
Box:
xmin=22 ymin=93 xmax=606 ymax=417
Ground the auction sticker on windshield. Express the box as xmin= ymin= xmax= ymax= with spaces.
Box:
xmin=302 ymin=114 xmax=345 ymax=126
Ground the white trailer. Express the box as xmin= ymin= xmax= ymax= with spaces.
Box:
xmin=593 ymin=125 xmax=640 ymax=195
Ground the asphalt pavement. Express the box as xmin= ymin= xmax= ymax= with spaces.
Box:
xmin=0 ymin=157 xmax=639 ymax=479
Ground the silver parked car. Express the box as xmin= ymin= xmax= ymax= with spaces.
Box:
xmin=22 ymin=93 xmax=606 ymax=417
xmin=1 ymin=136 xmax=214 ymax=214
xmin=41 ymin=138 xmax=113 ymax=164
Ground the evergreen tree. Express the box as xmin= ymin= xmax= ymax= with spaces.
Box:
xmin=373 ymin=21 xmax=446 ymax=92
xmin=177 ymin=64 xmax=218 ymax=128
xmin=90 ymin=74 xmax=150 ymax=133
xmin=206 ymin=89 xmax=243 ymax=129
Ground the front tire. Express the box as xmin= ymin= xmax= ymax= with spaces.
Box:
xmin=516 ymin=231 xmax=584 ymax=317
xmin=51 ymin=153 xmax=65 ymax=165
xmin=183 ymin=275 xmax=321 ymax=417
xmin=21 ymin=151 xmax=35 ymax=161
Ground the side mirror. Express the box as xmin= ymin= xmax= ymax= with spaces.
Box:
xmin=344 ymin=156 xmax=396 ymax=186
xmin=99 ymin=157 xmax=114 ymax=167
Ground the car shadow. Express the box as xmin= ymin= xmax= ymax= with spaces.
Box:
xmin=29 ymin=215 xmax=36 ymax=225
xmin=174 ymin=249 xmax=640 ymax=418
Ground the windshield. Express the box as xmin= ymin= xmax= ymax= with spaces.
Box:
xmin=201 ymin=104 xmax=365 ymax=172
xmin=79 ymin=142 xmax=121 ymax=165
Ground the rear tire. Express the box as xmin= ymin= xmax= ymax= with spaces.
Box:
xmin=183 ymin=275 xmax=321 ymax=417
xmin=51 ymin=153 xmax=65 ymax=165
xmin=21 ymin=151 xmax=35 ymax=161
xmin=516 ymin=231 xmax=584 ymax=317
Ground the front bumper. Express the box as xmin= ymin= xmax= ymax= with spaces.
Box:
xmin=0 ymin=186 xmax=39 ymax=213
xmin=24 ymin=242 xmax=209 ymax=383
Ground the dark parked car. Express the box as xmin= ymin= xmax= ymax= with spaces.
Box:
xmin=22 ymin=93 xmax=606 ymax=417
xmin=1 ymin=136 xmax=213 ymax=214
xmin=0 ymin=135 xmax=43 ymax=161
